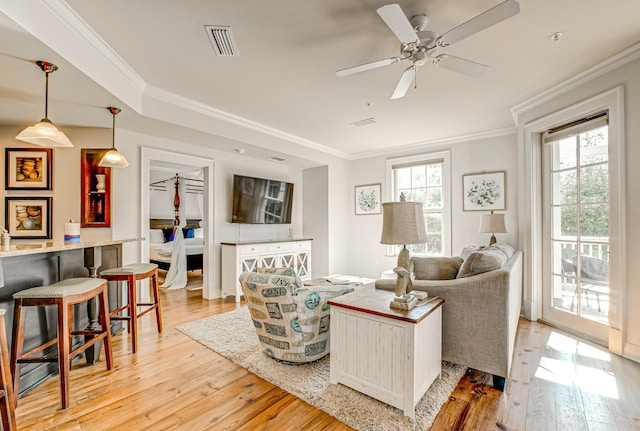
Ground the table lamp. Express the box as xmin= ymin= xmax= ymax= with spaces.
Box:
xmin=380 ymin=201 xmax=427 ymax=310
xmin=480 ymin=211 xmax=506 ymax=245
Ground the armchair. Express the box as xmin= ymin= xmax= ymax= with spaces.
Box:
xmin=239 ymin=270 xmax=353 ymax=363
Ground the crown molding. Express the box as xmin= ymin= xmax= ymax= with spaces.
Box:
xmin=142 ymin=85 xmax=351 ymax=159
xmin=511 ymin=42 xmax=640 ymax=123
xmin=40 ymin=0 xmax=147 ymax=93
xmin=349 ymin=127 xmax=517 ymax=160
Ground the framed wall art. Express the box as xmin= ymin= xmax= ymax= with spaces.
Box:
xmin=355 ymin=183 xmax=382 ymax=215
xmin=462 ymin=171 xmax=506 ymax=211
xmin=5 ymin=148 xmax=53 ymax=190
xmin=5 ymin=196 xmax=53 ymax=239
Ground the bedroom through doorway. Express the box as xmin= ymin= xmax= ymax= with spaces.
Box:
xmin=149 ymin=161 xmax=205 ymax=291
xmin=140 ymin=147 xmax=215 ymax=300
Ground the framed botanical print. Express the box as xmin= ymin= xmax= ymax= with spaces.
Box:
xmin=5 ymin=197 xmax=53 ymax=239
xmin=5 ymin=148 xmax=53 ymax=190
xmin=355 ymin=183 xmax=382 ymax=215
xmin=463 ymin=171 xmax=506 ymax=211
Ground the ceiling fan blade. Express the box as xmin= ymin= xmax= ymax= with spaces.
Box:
xmin=336 ymin=57 xmax=401 ymax=77
xmin=377 ymin=4 xmax=419 ymax=44
xmin=391 ymin=65 xmax=415 ymax=99
xmin=436 ymin=0 xmax=520 ymax=47
xmin=434 ymin=54 xmax=488 ymax=78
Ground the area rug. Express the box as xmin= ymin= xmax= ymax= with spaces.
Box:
xmin=177 ymin=307 xmax=465 ymax=431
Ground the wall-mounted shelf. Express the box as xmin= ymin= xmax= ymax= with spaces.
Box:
xmin=81 ymin=149 xmax=112 ymax=228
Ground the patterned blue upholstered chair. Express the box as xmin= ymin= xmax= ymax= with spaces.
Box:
xmin=239 ymin=269 xmax=353 ymax=363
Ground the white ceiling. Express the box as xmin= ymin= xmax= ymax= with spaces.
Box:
xmin=0 ymin=0 xmax=639 ymax=163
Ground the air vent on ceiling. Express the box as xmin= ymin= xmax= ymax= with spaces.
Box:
xmin=205 ymin=25 xmax=239 ymax=57
xmin=350 ymin=117 xmax=377 ymax=127
xmin=268 ymin=156 xmax=286 ymax=162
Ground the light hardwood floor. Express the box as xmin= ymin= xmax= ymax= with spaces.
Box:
xmin=13 ymin=282 xmax=640 ymax=430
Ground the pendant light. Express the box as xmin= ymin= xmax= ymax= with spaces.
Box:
xmin=99 ymin=107 xmax=129 ymax=168
xmin=16 ymin=61 xmax=73 ymax=147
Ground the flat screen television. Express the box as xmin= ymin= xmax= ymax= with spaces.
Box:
xmin=232 ymin=174 xmax=294 ymax=224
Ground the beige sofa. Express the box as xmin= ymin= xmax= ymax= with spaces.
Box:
xmin=375 ymin=248 xmax=522 ymax=391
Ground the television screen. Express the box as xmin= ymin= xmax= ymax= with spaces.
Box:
xmin=232 ymin=174 xmax=294 ymax=224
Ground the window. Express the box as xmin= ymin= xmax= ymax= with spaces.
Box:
xmin=386 ymin=151 xmax=451 ymax=256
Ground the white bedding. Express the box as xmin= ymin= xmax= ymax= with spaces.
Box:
xmin=149 ymin=238 xmax=204 ymax=262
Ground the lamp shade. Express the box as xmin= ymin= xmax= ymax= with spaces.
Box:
xmin=99 ymin=149 xmax=129 ymax=168
xmin=480 ymin=212 xmax=507 ymax=234
xmin=16 ymin=119 xmax=73 ymax=147
xmin=380 ymin=202 xmax=427 ymax=245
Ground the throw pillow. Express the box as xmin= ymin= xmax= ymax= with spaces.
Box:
xmin=457 ymin=248 xmax=510 ymax=278
xmin=485 ymin=243 xmax=515 ymax=260
xmin=460 ymin=245 xmax=484 ymax=261
xmin=412 ymin=256 xmax=463 ymax=280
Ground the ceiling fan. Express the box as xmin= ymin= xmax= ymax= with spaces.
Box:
xmin=336 ymin=0 xmax=520 ymax=99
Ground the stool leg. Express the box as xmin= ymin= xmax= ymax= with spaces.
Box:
xmin=0 ymin=315 xmax=17 ymax=430
xmin=97 ymin=288 xmax=114 ymax=370
xmin=10 ymin=300 xmax=25 ymax=408
xmin=128 ymin=275 xmax=138 ymax=354
xmin=57 ymin=299 xmax=72 ymax=410
xmin=151 ymin=269 xmax=163 ymax=333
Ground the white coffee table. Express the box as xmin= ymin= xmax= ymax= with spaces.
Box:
xmin=304 ymin=274 xmax=374 ymax=290
xmin=328 ymin=287 xmax=444 ymax=419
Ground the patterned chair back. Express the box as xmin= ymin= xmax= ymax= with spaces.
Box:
xmin=239 ymin=270 xmax=337 ymax=363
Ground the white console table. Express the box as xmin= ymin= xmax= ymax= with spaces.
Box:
xmin=328 ymin=288 xmax=444 ymax=418
xmin=221 ymin=238 xmax=312 ymax=302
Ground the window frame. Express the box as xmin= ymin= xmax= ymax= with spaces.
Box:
xmin=385 ymin=150 xmax=451 ymax=257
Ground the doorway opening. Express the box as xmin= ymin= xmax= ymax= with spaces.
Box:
xmin=140 ymin=147 xmax=215 ymax=299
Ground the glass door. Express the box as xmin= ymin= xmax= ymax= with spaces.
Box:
xmin=542 ymin=118 xmax=609 ymax=342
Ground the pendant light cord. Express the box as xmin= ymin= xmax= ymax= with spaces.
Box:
xmin=112 ymin=110 xmax=116 ymax=149
xmin=44 ymin=70 xmax=49 ymax=119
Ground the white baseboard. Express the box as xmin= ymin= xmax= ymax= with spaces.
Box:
xmin=623 ymin=342 xmax=640 ymax=364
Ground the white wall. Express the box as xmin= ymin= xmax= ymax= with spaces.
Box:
xmin=0 ymin=126 xmax=113 ymax=243
xmin=303 ymin=166 xmax=329 ymax=277
xmin=346 ymin=134 xmax=518 ymax=279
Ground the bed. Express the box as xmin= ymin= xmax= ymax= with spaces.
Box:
xmin=149 ymin=219 xmax=204 ymax=272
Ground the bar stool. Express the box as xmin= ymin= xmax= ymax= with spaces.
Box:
xmin=0 ymin=310 xmax=16 ymax=430
xmin=100 ymin=263 xmax=162 ymax=353
xmin=10 ymin=277 xmax=114 ymax=410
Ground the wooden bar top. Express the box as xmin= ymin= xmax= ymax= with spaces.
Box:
xmin=0 ymin=237 xmax=142 ymax=258
xmin=328 ymin=287 xmax=444 ymax=324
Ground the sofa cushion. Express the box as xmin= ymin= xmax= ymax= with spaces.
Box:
xmin=460 ymin=245 xmax=484 ymax=261
xmin=412 ymin=256 xmax=463 ymax=280
xmin=457 ymin=244 xmax=515 ymax=278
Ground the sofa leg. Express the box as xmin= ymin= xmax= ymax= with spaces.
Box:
xmin=492 ymin=375 xmax=506 ymax=392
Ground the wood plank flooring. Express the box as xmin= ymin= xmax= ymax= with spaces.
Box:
xmin=13 ymin=279 xmax=640 ymax=430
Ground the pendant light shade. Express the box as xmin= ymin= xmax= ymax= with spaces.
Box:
xmin=99 ymin=107 xmax=129 ymax=168
xmin=16 ymin=61 xmax=73 ymax=148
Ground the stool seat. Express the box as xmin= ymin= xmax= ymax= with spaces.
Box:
xmin=13 ymin=277 xmax=108 ymax=299
xmin=101 ymin=263 xmax=157 ymax=276
xmin=100 ymin=262 xmax=162 ymax=353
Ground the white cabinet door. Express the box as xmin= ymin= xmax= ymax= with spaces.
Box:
xmin=240 ymin=256 xmax=259 ymax=273
xmin=259 ymin=253 xmax=279 ymax=270
xmin=296 ymin=250 xmax=310 ymax=279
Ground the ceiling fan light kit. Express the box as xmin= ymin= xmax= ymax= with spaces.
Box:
xmin=336 ymin=0 xmax=520 ymax=99
xmin=16 ymin=60 xmax=73 ymax=147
